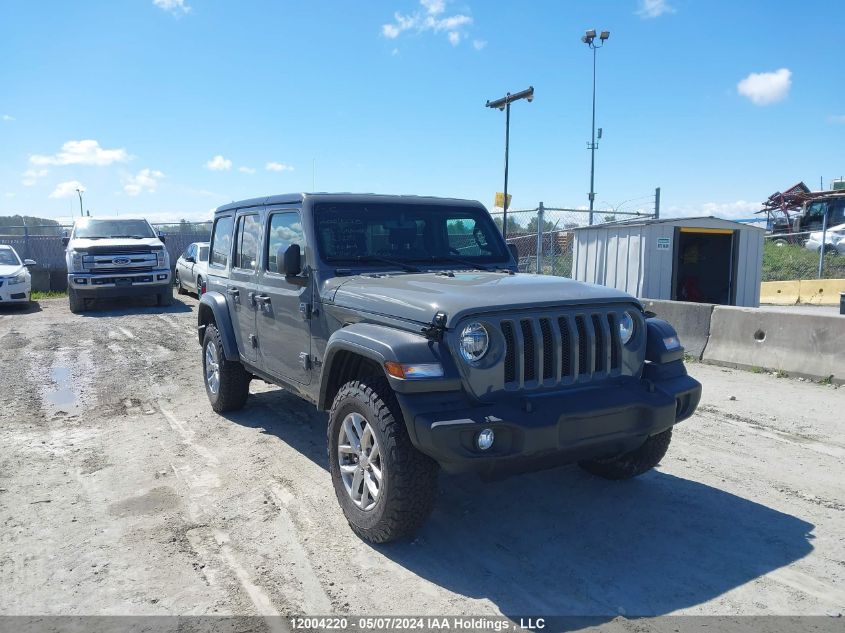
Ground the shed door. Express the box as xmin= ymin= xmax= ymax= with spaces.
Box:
xmin=672 ymin=228 xmax=737 ymax=304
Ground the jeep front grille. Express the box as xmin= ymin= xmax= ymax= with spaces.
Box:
xmin=499 ymin=309 xmax=625 ymax=389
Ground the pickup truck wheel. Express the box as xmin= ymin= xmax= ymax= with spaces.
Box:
xmin=202 ymin=323 xmax=250 ymax=412
xmin=68 ymin=288 xmax=86 ymax=314
xmin=578 ymin=428 xmax=673 ymax=480
xmin=157 ymin=286 xmax=173 ymax=306
xmin=328 ymin=378 xmax=438 ymax=543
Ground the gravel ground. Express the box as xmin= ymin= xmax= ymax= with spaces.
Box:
xmin=0 ymin=296 xmax=843 ymax=621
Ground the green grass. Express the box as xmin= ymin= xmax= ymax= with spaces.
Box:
xmin=31 ymin=290 xmax=67 ymax=300
xmin=762 ymin=241 xmax=845 ymax=281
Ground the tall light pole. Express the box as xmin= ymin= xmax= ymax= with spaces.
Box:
xmin=486 ymin=86 xmax=534 ymax=239
xmin=582 ymin=29 xmax=609 ymax=226
xmin=75 ymin=188 xmax=84 ymax=218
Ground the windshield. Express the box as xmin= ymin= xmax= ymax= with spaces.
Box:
xmin=314 ymin=203 xmax=509 ymax=266
xmin=72 ymin=218 xmax=156 ymax=239
xmin=0 ymin=249 xmax=21 ymax=266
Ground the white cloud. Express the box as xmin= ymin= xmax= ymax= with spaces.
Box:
xmin=153 ymin=0 xmax=190 ymax=15
xmin=266 ymin=161 xmax=294 ymax=172
xmin=205 ymin=155 xmax=232 ymax=171
xmin=30 ymin=139 xmax=130 ymax=166
xmin=238 ymin=166 xmax=256 ymax=174
xmin=2 ymin=114 xmax=14 ymax=122
xmin=49 ymin=180 xmax=86 ymax=199
xmin=472 ymin=39 xmax=487 ymax=50
xmin=668 ymin=200 xmax=762 ymax=221
xmin=382 ymin=0 xmax=473 ymax=45
xmin=827 ymin=114 xmax=845 ymax=124
xmin=4 ymin=192 xmax=16 ymax=198
xmin=22 ymin=169 xmax=48 ymax=186
xmin=737 ymin=68 xmax=792 ymax=106
xmin=123 ymin=168 xmax=164 ymax=196
xmin=637 ymin=0 xmax=675 ymax=18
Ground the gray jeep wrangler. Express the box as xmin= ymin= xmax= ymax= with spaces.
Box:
xmin=198 ymin=193 xmax=701 ymax=543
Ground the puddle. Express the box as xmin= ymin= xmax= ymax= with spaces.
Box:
xmin=45 ymin=365 xmax=80 ymax=414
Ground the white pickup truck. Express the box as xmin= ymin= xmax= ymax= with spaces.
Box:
xmin=63 ymin=217 xmax=172 ymax=313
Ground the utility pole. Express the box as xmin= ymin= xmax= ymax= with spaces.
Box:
xmin=654 ymin=187 xmax=661 ymax=219
xmin=486 ymin=86 xmax=534 ymax=240
xmin=582 ymin=29 xmax=610 ymax=226
xmin=75 ymin=188 xmax=84 ymax=217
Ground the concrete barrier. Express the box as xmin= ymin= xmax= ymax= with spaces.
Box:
xmin=760 ymin=280 xmax=800 ymax=305
xmin=703 ymin=305 xmax=844 ymax=383
xmin=798 ymin=279 xmax=845 ymax=305
xmin=641 ymin=299 xmax=714 ymax=360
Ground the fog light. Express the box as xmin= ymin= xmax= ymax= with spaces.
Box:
xmin=157 ymin=274 xmax=168 ymax=280
xmin=476 ymin=428 xmax=495 ymax=451
xmin=75 ymin=278 xmax=87 ymax=284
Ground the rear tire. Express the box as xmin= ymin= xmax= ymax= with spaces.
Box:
xmin=578 ymin=428 xmax=673 ymax=480
xmin=68 ymin=288 xmax=86 ymax=314
xmin=202 ymin=323 xmax=250 ymax=413
xmin=328 ymin=377 xmax=438 ymax=543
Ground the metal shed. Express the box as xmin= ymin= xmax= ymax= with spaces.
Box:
xmin=571 ymin=216 xmax=765 ymax=307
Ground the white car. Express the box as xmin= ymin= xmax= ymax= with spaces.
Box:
xmin=174 ymin=241 xmax=210 ymax=296
xmin=804 ymin=222 xmax=845 ymax=255
xmin=0 ymin=244 xmax=36 ymax=306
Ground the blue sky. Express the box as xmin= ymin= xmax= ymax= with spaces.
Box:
xmin=1 ymin=0 xmax=843 ymax=224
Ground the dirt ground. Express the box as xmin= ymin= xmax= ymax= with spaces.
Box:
xmin=1 ymin=296 xmax=843 ymax=621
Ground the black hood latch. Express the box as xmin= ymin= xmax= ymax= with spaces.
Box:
xmin=421 ymin=312 xmax=448 ymax=342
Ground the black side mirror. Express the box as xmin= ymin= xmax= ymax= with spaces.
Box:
xmin=508 ymin=243 xmax=519 ymax=261
xmin=158 ymin=233 xmax=166 ymax=243
xmin=23 ymin=259 xmax=37 ymax=267
xmin=185 ymin=256 xmax=195 ymax=263
xmin=61 ymin=237 xmax=70 ymax=247
xmin=279 ymin=244 xmax=302 ymax=276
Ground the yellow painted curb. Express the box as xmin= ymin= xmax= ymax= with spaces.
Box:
xmin=798 ymin=279 xmax=845 ymax=305
xmin=760 ymin=280 xmax=800 ymax=305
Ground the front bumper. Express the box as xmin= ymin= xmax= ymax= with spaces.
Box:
xmin=0 ymin=282 xmax=30 ymax=303
xmin=67 ymin=270 xmax=171 ymax=298
xmin=398 ymin=360 xmax=701 ymax=475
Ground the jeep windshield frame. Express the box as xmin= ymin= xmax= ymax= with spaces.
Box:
xmin=313 ymin=202 xmax=511 ymax=270
xmin=72 ymin=218 xmax=156 ymax=240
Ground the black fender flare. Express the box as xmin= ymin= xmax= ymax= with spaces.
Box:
xmin=318 ymin=322 xmax=460 ymax=411
xmin=197 ymin=291 xmax=239 ymax=360
xmin=645 ymin=317 xmax=684 ymax=364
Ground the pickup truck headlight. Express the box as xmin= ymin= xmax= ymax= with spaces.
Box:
xmin=156 ymin=249 xmax=166 ymax=268
xmin=8 ymin=272 xmax=27 ymax=285
xmin=619 ymin=311 xmax=636 ymax=345
xmin=68 ymin=250 xmax=84 ymax=272
xmin=459 ymin=322 xmax=489 ymax=363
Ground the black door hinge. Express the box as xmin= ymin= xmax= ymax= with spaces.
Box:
xmin=421 ymin=312 xmax=448 ymax=342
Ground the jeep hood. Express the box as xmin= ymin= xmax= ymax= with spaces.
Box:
xmin=68 ymin=238 xmax=164 ymax=250
xmin=327 ymin=272 xmax=639 ymax=326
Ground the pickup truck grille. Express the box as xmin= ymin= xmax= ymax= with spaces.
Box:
xmin=82 ymin=251 xmax=158 ymax=273
xmin=499 ymin=308 xmax=624 ymax=389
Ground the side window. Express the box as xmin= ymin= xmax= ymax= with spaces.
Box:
xmin=233 ymin=214 xmax=261 ymax=271
xmin=189 ymin=244 xmax=197 ymax=259
xmin=209 ymin=215 xmax=235 ymax=268
xmin=267 ymin=212 xmax=306 ymax=272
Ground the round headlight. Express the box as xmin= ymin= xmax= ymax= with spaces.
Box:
xmin=619 ymin=311 xmax=635 ymax=345
xmin=459 ymin=322 xmax=489 ymax=363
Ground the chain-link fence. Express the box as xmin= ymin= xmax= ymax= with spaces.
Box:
xmin=762 ymin=232 xmax=845 ymax=281
xmin=490 ymin=204 xmax=656 ymax=276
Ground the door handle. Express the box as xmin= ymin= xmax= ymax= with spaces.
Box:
xmin=255 ymin=294 xmax=271 ymax=307
xmin=226 ymin=287 xmax=240 ymax=302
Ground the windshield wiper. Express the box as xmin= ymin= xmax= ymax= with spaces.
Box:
xmin=351 ymin=256 xmax=421 ymax=273
xmin=110 ymin=235 xmax=147 ymax=239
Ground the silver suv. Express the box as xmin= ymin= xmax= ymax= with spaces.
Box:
xmin=64 ymin=217 xmax=172 ymax=313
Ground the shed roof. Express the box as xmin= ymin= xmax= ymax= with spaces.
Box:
xmin=570 ymin=215 xmax=764 ymax=232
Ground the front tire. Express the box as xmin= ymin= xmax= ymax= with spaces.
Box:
xmin=157 ymin=285 xmax=173 ymax=306
xmin=328 ymin=378 xmax=438 ymax=543
xmin=175 ymin=271 xmax=186 ymax=295
xmin=202 ymin=323 xmax=250 ymax=413
xmin=68 ymin=287 xmax=86 ymax=314
xmin=578 ymin=428 xmax=673 ymax=480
